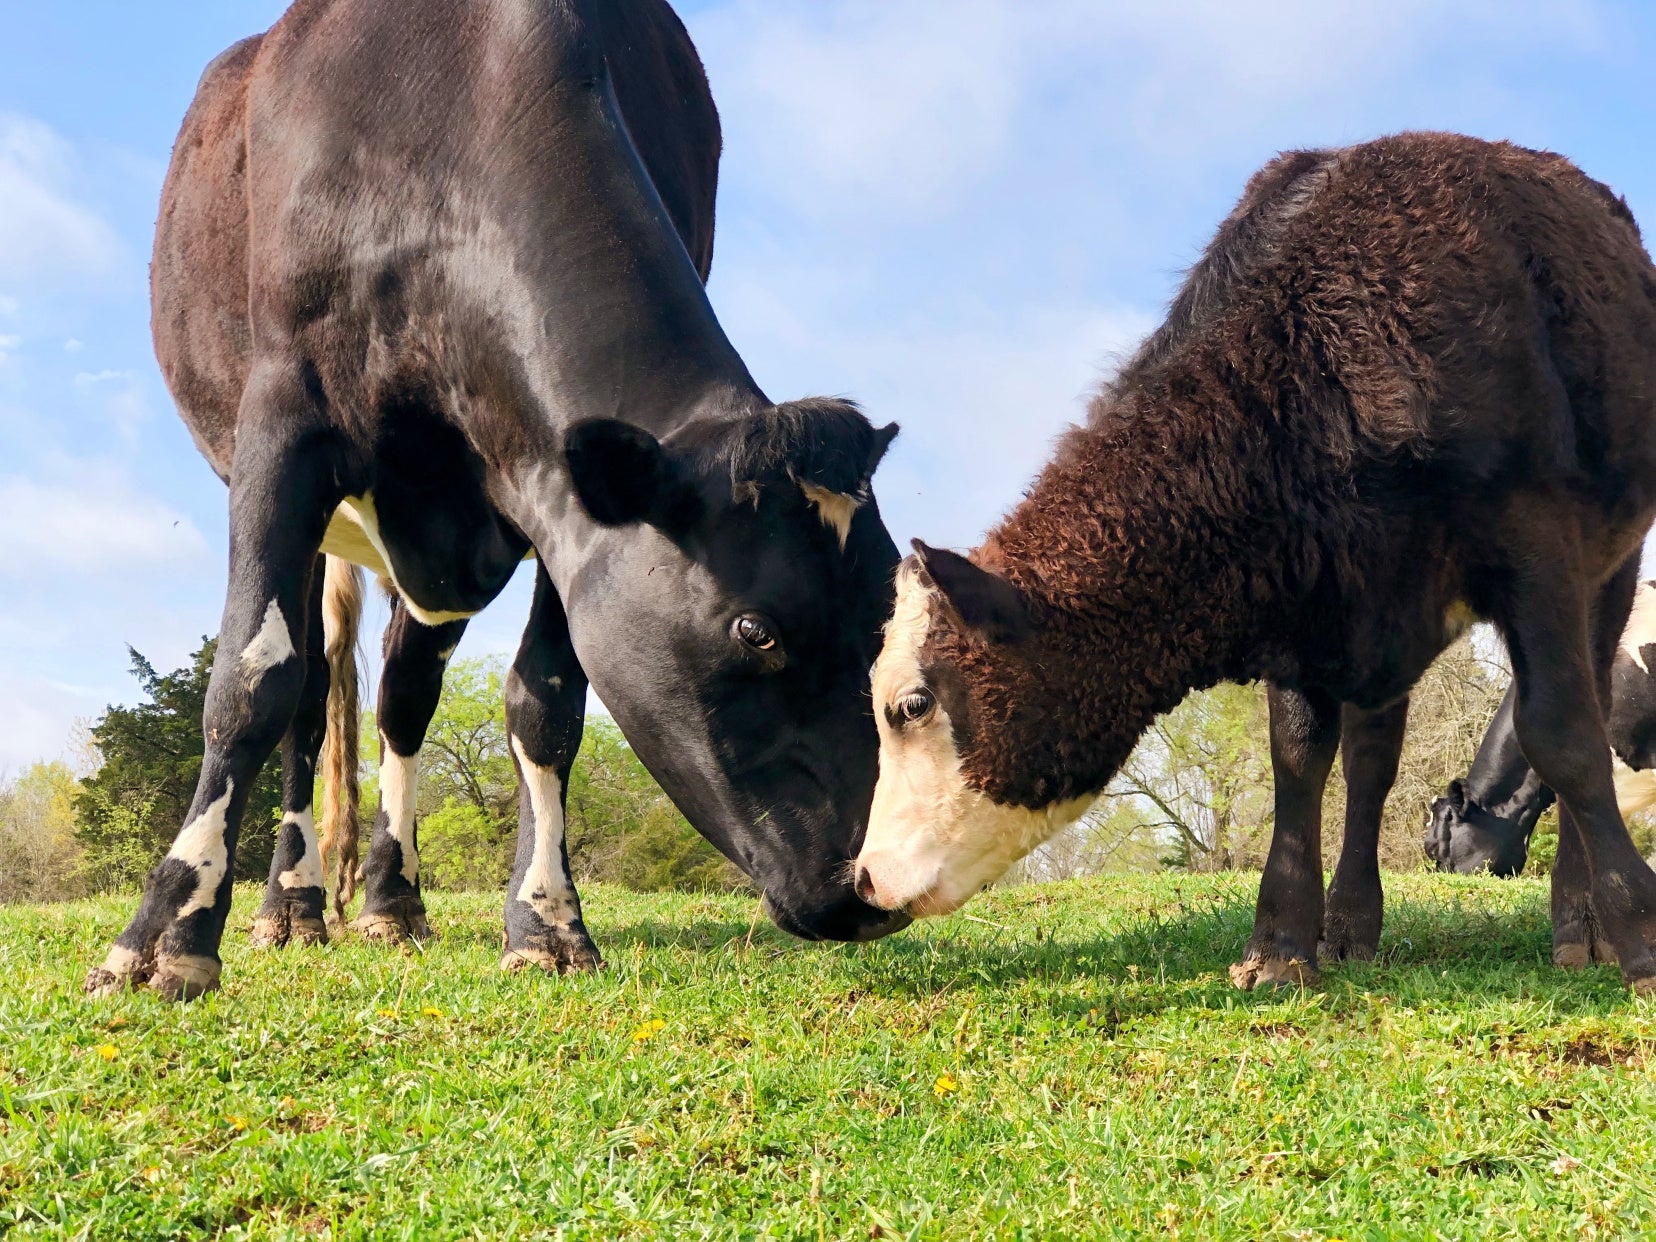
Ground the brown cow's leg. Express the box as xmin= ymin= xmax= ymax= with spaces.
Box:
xmin=1233 ymin=684 xmax=1340 ymax=989
xmin=1551 ymin=555 xmax=1638 ymax=970
xmin=249 ymin=555 xmax=331 ymax=949
xmin=1501 ymin=552 xmax=1656 ymax=991
xmin=353 ymin=598 xmax=468 ymax=944
xmin=1322 ymin=697 xmax=1409 ymax=963
xmin=501 ymin=561 xmax=601 ymax=975
xmin=86 ymin=365 xmax=344 ymax=1000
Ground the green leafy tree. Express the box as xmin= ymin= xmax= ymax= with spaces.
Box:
xmin=0 ymin=761 xmax=85 ymax=903
xmin=74 ymin=640 xmax=282 ymax=891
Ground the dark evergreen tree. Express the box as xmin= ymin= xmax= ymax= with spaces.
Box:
xmin=75 ymin=639 xmax=282 ymax=890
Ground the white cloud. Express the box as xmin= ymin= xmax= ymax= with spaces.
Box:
xmin=0 ymin=113 xmax=126 ymax=287
xmin=0 ymin=468 xmax=209 ymax=576
xmin=693 ymin=0 xmax=1609 ymax=219
xmin=0 ymin=670 xmax=100 ymax=772
xmin=73 ymin=368 xmax=152 ymax=443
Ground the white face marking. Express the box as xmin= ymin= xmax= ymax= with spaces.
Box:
xmin=240 ymin=599 xmax=296 ymax=688
xmin=510 ymin=735 xmax=579 ymax=927
xmin=167 ymin=780 xmax=235 ymax=918
xmin=275 ymin=806 xmax=323 ymax=890
xmin=325 ymin=495 xmax=481 ymax=627
xmin=380 ymin=740 xmax=420 ymax=884
xmin=856 ymin=565 xmax=1090 ymax=917
xmin=800 ymin=482 xmax=859 ymax=550
xmin=1620 ymin=582 xmax=1656 ymax=675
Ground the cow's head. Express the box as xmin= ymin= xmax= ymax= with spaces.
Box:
xmin=562 ymin=399 xmax=909 ymax=941
xmin=1423 ymin=780 xmax=1531 ymax=877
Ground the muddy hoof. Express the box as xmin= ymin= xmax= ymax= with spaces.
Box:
xmin=250 ymin=911 xmax=329 ymax=949
xmin=147 ymin=954 xmax=221 ymax=1002
xmin=353 ymin=909 xmax=433 ymax=944
xmin=1631 ymin=974 xmax=1656 ymax=997
xmin=1229 ymin=956 xmax=1317 ymax=991
xmin=85 ymin=945 xmax=149 ymax=997
xmin=1319 ymin=937 xmax=1376 ymax=963
xmin=1553 ymin=938 xmax=1617 ymax=971
xmin=501 ymin=940 xmax=603 ymax=976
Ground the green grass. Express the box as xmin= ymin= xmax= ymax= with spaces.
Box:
xmin=3 ymin=873 xmax=1656 ymax=1240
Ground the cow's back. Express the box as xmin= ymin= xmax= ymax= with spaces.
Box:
xmin=151 ymin=34 xmax=263 ymax=480
xmin=152 ymin=0 xmax=722 ymax=477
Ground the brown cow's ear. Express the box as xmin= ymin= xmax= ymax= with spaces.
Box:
xmin=566 ymin=419 xmax=698 ymax=530
xmin=912 ymin=539 xmax=1030 ymax=645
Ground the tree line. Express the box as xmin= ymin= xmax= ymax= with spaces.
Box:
xmin=1 ymin=627 xmax=1607 ymax=905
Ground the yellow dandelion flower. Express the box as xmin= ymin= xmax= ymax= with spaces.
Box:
xmin=377 ymin=1008 xmax=399 ymax=1020
xmin=630 ymin=1019 xmax=666 ymax=1042
xmin=278 ymin=1096 xmax=297 ymax=1111
xmin=93 ymin=1044 xmax=119 ymax=1061
xmin=421 ymin=1006 xmax=444 ymax=1018
xmin=142 ymin=1167 xmax=161 ymax=1184
xmin=225 ymin=1115 xmax=248 ymax=1133
xmin=933 ymin=1073 xmax=959 ymax=1098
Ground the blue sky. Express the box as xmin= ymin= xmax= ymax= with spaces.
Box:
xmin=2 ymin=0 xmax=1655 ymax=769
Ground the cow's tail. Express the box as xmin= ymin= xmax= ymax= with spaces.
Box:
xmin=318 ymin=555 xmax=365 ymax=925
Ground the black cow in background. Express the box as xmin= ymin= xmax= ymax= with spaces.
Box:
xmin=88 ymin=0 xmax=910 ymax=1002
xmin=1427 ymin=580 xmax=1656 ymax=884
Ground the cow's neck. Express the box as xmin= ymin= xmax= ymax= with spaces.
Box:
xmin=978 ymin=387 xmax=1279 ymax=803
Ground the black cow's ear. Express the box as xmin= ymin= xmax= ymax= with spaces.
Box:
xmin=867 ymin=422 xmax=900 ymax=476
xmin=912 ymin=539 xmax=1030 ymax=645
xmin=566 ymin=420 xmax=685 ymax=528
xmin=1445 ymin=779 xmax=1468 ymax=814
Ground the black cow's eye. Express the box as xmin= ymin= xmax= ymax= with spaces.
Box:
xmin=897 ymin=688 xmax=935 ymax=724
xmin=733 ymin=614 xmax=777 ymax=651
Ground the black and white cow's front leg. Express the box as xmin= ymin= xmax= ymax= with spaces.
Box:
xmin=87 ymin=374 xmax=342 ymax=999
xmin=249 ymin=554 xmax=331 ymax=948
xmin=501 ymin=563 xmax=601 ymax=975
xmin=354 ymin=596 xmax=466 ymax=943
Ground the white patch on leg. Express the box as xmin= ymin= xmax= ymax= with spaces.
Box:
xmin=381 ymin=740 xmax=420 ymax=885
xmin=1619 ymin=581 xmax=1656 ymax=674
xmin=327 ymin=494 xmax=479 ymax=626
xmin=1613 ymin=757 xmax=1656 ymax=819
xmin=276 ymin=807 xmax=323 ymax=890
xmin=241 ymin=600 xmax=296 ymax=688
xmin=167 ymin=780 xmax=236 ymax=918
xmin=510 ymin=735 xmax=578 ymax=926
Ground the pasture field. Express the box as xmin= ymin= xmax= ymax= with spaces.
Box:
xmin=3 ymin=874 xmax=1655 ymax=1240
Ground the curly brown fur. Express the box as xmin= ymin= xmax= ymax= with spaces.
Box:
xmin=926 ymin=133 xmax=1656 ymax=813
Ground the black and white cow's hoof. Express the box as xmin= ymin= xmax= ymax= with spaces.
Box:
xmin=250 ymin=907 xmax=329 ymax=949
xmin=147 ymin=953 xmax=222 ymax=1001
xmin=501 ymin=931 xmax=603 ymax=976
xmin=353 ymin=902 xmax=433 ymax=944
xmin=1229 ymin=955 xmax=1318 ymax=991
xmin=85 ymin=944 xmax=150 ymax=996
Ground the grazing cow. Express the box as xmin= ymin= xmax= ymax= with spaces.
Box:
xmin=1426 ymin=581 xmax=1656 ymax=882
xmin=850 ymin=134 xmax=1656 ymax=992
xmin=88 ymin=0 xmax=908 ymax=1002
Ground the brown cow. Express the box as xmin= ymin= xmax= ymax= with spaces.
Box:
xmin=852 ymin=134 xmax=1656 ymax=992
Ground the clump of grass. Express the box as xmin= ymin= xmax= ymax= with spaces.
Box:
xmin=2 ymin=872 xmax=1653 ymax=1238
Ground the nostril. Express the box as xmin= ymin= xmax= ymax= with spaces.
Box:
xmin=852 ymin=862 xmax=878 ymax=906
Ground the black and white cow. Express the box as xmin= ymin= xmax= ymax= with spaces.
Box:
xmin=88 ymin=0 xmax=910 ymax=1002
xmin=1426 ymin=580 xmax=1656 ymax=878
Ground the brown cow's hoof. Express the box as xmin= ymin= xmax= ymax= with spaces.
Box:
xmin=1319 ymin=937 xmax=1376 ymax=963
xmin=86 ymin=945 xmax=149 ymax=996
xmin=353 ymin=909 xmax=433 ymax=943
xmin=147 ymin=954 xmax=221 ymax=1002
xmin=1630 ymin=974 xmax=1656 ymax=997
xmin=1554 ymin=939 xmax=1617 ymax=970
xmin=1229 ymin=956 xmax=1317 ymax=991
xmin=501 ymin=940 xmax=603 ymax=976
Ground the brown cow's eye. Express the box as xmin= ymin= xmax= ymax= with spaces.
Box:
xmin=733 ymin=614 xmax=777 ymax=651
xmin=897 ymin=689 xmax=935 ymax=724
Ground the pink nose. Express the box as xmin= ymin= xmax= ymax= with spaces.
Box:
xmin=852 ymin=862 xmax=879 ymax=906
